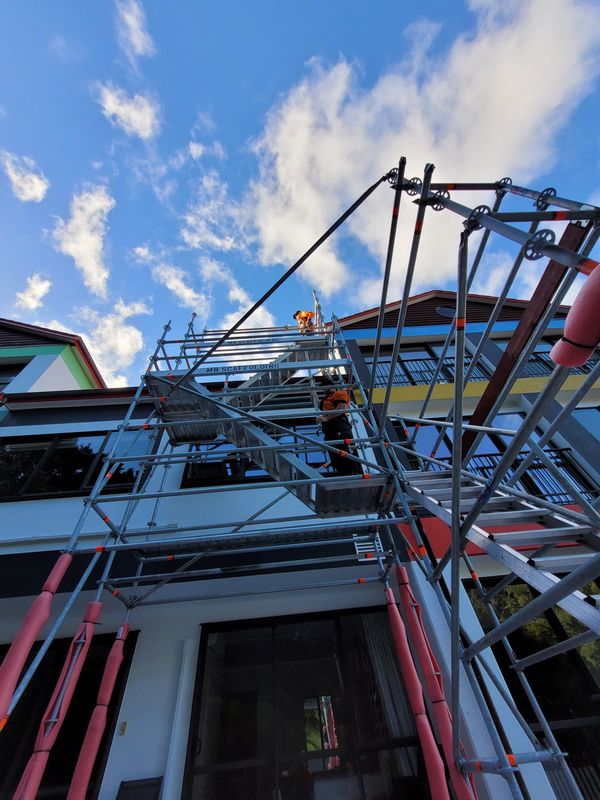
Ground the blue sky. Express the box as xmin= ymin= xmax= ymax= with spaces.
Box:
xmin=1 ymin=0 xmax=600 ymax=385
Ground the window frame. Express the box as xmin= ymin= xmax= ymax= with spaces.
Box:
xmin=0 ymin=428 xmax=158 ymax=502
xmin=182 ymin=607 xmax=428 ymax=800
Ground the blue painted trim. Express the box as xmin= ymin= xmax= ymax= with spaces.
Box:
xmin=341 ymin=318 xmax=565 ymax=340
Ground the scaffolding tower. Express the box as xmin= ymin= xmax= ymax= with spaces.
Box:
xmin=2 ymin=159 xmax=600 ymax=800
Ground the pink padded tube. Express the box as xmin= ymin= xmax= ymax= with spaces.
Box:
xmin=0 ymin=553 xmax=73 ymax=725
xmin=396 ymin=567 xmax=477 ymax=800
xmin=12 ymin=602 xmax=102 ymax=800
xmin=551 ymin=264 xmax=600 ymax=367
xmin=385 ymin=587 xmax=450 ymax=799
xmin=67 ymin=625 xmax=129 ymax=800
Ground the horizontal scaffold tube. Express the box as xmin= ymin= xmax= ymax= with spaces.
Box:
xmin=0 ymin=552 xmax=73 ymax=729
xmin=384 ymin=587 xmax=450 ymax=800
xmin=396 ymin=566 xmax=477 ymax=800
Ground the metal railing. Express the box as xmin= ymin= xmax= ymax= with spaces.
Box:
xmin=521 ymin=351 xmax=600 ymax=379
xmin=432 ymin=447 xmax=597 ymax=505
xmin=368 ymin=355 xmax=490 ymax=388
xmin=369 ymin=351 xmax=600 ymax=388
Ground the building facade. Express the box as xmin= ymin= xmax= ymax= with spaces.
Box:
xmin=0 ymin=297 xmax=599 ymax=800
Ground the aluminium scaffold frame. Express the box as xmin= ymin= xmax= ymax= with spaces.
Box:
xmin=2 ymin=158 xmax=600 ymax=800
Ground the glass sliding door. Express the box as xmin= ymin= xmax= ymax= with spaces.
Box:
xmin=183 ymin=610 xmax=430 ymax=800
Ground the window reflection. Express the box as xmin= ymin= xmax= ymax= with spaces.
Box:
xmin=182 ymin=423 xmax=326 ymax=488
xmin=194 ymin=627 xmax=274 ymax=769
xmin=186 ymin=613 xmax=426 ymax=800
xmin=0 ymin=429 xmax=154 ymax=500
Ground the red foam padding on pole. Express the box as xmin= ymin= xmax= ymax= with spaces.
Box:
xmin=13 ymin=602 xmax=102 ymax=800
xmin=397 ymin=567 xmax=477 ymax=800
xmin=67 ymin=625 xmax=129 ymax=800
xmin=0 ymin=553 xmax=73 ymax=723
xmin=551 ymin=264 xmax=600 ymax=367
xmin=415 ymin=715 xmax=449 ymax=796
xmin=43 ymin=553 xmax=73 ymax=593
xmin=66 ymin=706 xmax=108 ymax=800
xmin=385 ymin=587 xmax=451 ymax=800
xmin=13 ymin=751 xmax=49 ymax=800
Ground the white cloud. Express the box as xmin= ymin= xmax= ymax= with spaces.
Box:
xmin=15 ymin=274 xmax=52 ymax=310
xmin=170 ymin=149 xmax=188 ymax=171
xmin=115 ymin=0 xmax=155 ymax=65
xmin=79 ymin=298 xmax=151 ymax=386
xmin=561 ymin=272 xmax=588 ymax=306
xmin=151 ymin=263 xmax=211 ymax=316
xmin=128 ymin=146 xmax=176 ymax=205
xmin=52 ymin=185 xmax=115 ymax=298
xmin=188 ymin=141 xmax=205 ymax=160
xmin=168 ymin=140 xmax=223 ymax=172
xmin=96 ymin=83 xmax=160 ymax=140
xmin=132 ymin=244 xmax=154 ymax=262
xmin=193 ymin=110 xmax=216 ymax=133
xmin=47 ymin=34 xmax=83 ymax=62
xmin=242 ymin=0 xmax=600 ymax=302
xmin=199 ymin=256 xmax=276 ymax=328
xmin=134 ymin=245 xmax=212 ymax=317
xmin=470 ymin=251 xmax=516 ymax=297
xmin=181 ymin=169 xmax=245 ymax=252
xmin=0 ymin=150 xmax=49 ymax=202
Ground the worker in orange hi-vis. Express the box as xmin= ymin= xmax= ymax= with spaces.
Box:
xmin=293 ymin=309 xmax=315 ymax=335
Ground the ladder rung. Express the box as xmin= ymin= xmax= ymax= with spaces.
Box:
xmin=424 ymin=485 xmax=482 ymax=500
xmin=477 ymin=509 xmax=549 ymax=525
xmin=527 ymin=552 xmax=597 ymax=572
xmin=443 ymin=496 xmax=517 ymax=512
xmin=489 ymin=527 xmax=592 ymax=546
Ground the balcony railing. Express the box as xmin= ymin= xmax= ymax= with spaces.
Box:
xmin=369 ymin=351 xmax=600 ymax=389
xmin=369 ymin=356 xmax=489 ymax=388
xmin=521 ymin=351 xmax=600 ymax=378
xmin=432 ymin=448 xmax=597 ymax=505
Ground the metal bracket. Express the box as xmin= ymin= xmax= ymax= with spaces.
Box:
xmin=495 ymin=176 xmax=512 ymax=197
xmin=386 ymin=167 xmax=400 ymax=188
xmin=536 ymin=187 xmax=557 ymax=210
xmin=524 ymin=228 xmax=556 ymax=260
xmin=431 ymin=189 xmax=450 ymax=211
xmin=465 ymin=204 xmax=491 ymax=232
xmin=406 ymin=176 xmax=422 ymax=196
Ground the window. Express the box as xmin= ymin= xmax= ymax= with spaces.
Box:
xmin=184 ymin=610 xmax=428 ymax=800
xmin=0 ymin=429 xmax=155 ymax=500
xmin=0 ymin=632 xmax=136 ymax=798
